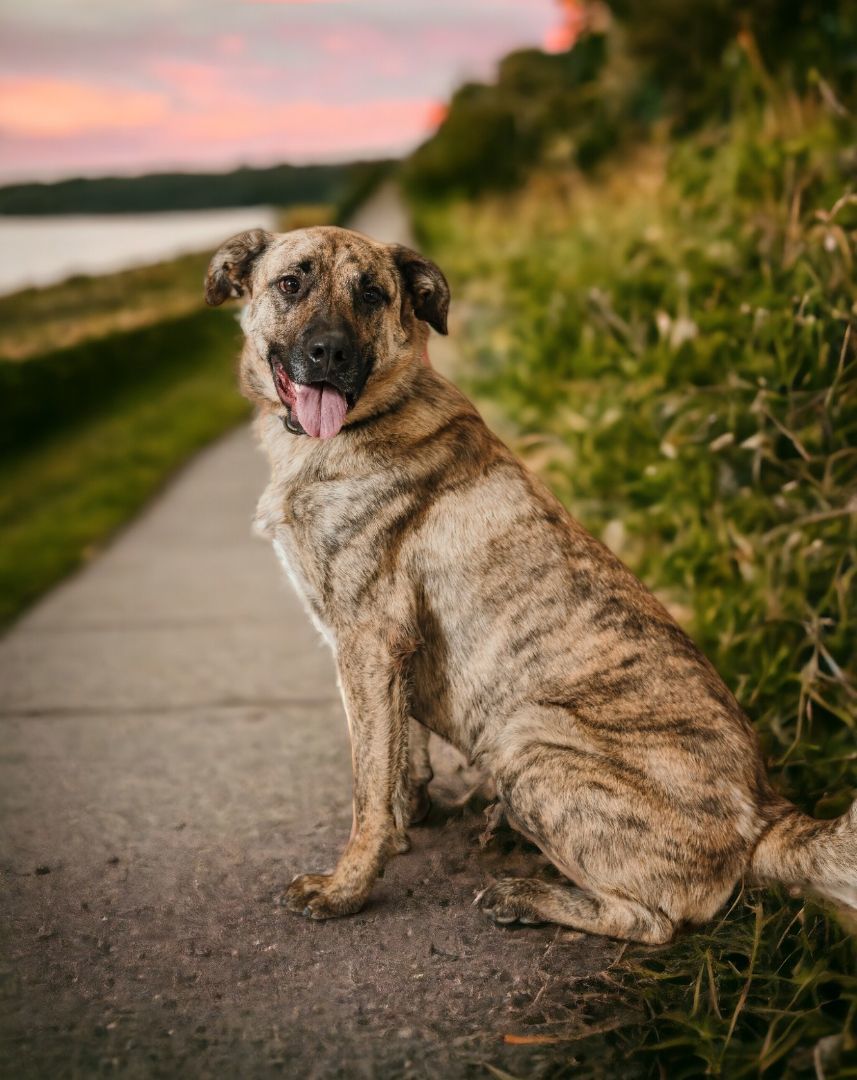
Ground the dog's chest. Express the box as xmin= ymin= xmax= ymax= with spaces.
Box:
xmin=254 ymin=464 xmax=339 ymax=648
xmin=256 ymin=467 xmax=383 ymax=650
xmin=270 ymin=527 xmax=335 ymax=649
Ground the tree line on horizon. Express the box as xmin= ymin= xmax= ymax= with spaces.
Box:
xmin=0 ymin=160 xmax=393 ymax=217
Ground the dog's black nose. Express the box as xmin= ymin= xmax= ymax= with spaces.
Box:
xmin=307 ymin=330 xmax=354 ymax=378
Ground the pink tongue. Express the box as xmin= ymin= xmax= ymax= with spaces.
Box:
xmin=294 ymin=382 xmax=348 ymax=439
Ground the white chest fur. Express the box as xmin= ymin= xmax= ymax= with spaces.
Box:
xmin=253 ymin=417 xmax=339 ymax=651
xmin=270 ymin=533 xmax=336 ymax=651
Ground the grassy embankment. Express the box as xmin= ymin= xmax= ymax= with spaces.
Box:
xmin=406 ymin=15 xmax=857 ymax=1079
xmin=0 ymin=203 xmax=334 ymax=627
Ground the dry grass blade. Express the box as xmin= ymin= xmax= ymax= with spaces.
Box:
xmin=719 ymin=903 xmax=762 ymax=1064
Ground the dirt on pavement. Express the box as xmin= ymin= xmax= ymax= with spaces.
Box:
xmin=2 ymin=727 xmax=631 ymax=1078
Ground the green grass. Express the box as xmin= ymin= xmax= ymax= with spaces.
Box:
xmin=411 ymin=103 xmax=857 ymax=1075
xmin=0 ymin=252 xmax=212 ymax=361
xmin=0 ymin=309 xmax=247 ymax=626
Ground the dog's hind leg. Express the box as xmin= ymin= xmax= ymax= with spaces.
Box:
xmin=406 ymin=717 xmax=433 ymax=825
xmin=478 ymin=731 xmax=741 ymax=944
xmin=389 ymin=718 xmax=433 ymax=854
xmin=477 ymin=878 xmax=674 ymax=944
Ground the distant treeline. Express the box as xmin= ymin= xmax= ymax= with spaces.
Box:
xmin=0 ymin=160 xmax=393 ymax=216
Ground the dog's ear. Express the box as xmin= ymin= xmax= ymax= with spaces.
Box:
xmin=390 ymin=245 xmax=450 ymax=335
xmin=205 ymin=229 xmax=274 ymax=306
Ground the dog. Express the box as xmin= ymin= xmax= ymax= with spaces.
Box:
xmin=205 ymin=225 xmax=857 ymax=943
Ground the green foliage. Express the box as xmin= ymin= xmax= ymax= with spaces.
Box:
xmin=403 ymin=3 xmax=857 ymax=205
xmin=412 ymin=93 xmax=857 ymax=1075
xmin=606 ymin=896 xmax=857 ymax=1076
xmin=0 ymin=252 xmax=211 ymax=361
xmin=401 ymin=35 xmax=612 ymax=200
xmin=612 ymin=0 xmax=857 ymax=123
xmin=0 ymin=310 xmax=248 ymax=626
xmin=0 ymin=160 xmax=388 ymax=215
xmin=404 ymin=86 xmax=526 ymax=198
xmin=0 ymin=309 xmax=239 ymax=457
xmin=333 ymin=160 xmax=396 ymax=225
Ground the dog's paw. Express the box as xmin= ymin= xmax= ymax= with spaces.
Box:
xmin=391 ymin=829 xmax=412 ymax=855
xmin=407 ymin=783 xmax=432 ymax=826
xmin=282 ymin=873 xmax=365 ymax=920
xmin=282 ymin=872 xmax=329 ymax=914
xmin=476 ymin=878 xmax=547 ymax=927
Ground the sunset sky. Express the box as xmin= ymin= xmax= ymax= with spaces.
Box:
xmin=0 ymin=0 xmax=572 ymax=183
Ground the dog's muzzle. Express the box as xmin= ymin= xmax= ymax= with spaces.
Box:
xmin=269 ymin=321 xmax=367 ymax=440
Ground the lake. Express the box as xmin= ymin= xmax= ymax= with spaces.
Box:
xmin=0 ymin=206 xmax=280 ymax=296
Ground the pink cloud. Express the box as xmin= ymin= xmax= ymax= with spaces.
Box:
xmin=0 ymin=0 xmax=564 ymax=180
xmin=544 ymin=0 xmax=587 ymax=53
xmin=169 ymin=95 xmax=439 ymax=148
xmin=149 ymin=59 xmax=228 ymax=105
xmin=216 ymin=34 xmax=247 ymax=56
xmin=0 ymin=89 xmax=443 ymax=179
xmin=320 ymin=32 xmax=352 ymax=55
xmin=0 ymin=77 xmax=166 ymax=137
xmin=543 ymin=24 xmax=575 ymax=53
xmin=0 ymin=70 xmax=439 ymax=162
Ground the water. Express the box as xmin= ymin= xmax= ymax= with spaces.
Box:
xmin=0 ymin=206 xmax=280 ymax=296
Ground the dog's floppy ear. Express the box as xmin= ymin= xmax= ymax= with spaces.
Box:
xmin=390 ymin=245 xmax=450 ymax=335
xmin=205 ymin=229 xmax=273 ymax=306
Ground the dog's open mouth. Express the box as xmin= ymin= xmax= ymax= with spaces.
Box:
xmin=272 ymin=360 xmax=350 ymax=440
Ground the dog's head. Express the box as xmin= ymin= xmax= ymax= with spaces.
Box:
xmin=205 ymin=226 xmax=449 ymax=438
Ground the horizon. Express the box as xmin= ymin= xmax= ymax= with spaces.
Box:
xmin=0 ymin=0 xmax=578 ymax=186
xmin=0 ymin=158 xmax=389 ymax=191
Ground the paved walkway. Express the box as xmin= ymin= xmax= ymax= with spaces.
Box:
xmin=0 ymin=186 xmax=620 ymax=1080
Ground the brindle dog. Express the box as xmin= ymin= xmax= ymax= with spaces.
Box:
xmin=205 ymin=225 xmax=857 ymax=943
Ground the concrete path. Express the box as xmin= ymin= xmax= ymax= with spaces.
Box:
xmin=0 ymin=186 xmax=620 ymax=1080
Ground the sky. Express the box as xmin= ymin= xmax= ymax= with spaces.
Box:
xmin=0 ymin=0 xmax=575 ymax=184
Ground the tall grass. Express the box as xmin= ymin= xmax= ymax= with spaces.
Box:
xmin=412 ymin=99 xmax=856 ymax=1074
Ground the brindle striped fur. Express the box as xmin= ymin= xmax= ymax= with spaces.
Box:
xmin=206 ymin=226 xmax=857 ymax=943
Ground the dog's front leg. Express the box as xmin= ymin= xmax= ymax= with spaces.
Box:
xmin=284 ymin=626 xmax=411 ymax=920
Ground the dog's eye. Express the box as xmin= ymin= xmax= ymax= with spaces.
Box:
xmin=362 ymin=285 xmax=384 ymax=306
xmin=277 ymin=275 xmax=301 ymax=295
xmin=362 ymin=285 xmax=383 ymax=304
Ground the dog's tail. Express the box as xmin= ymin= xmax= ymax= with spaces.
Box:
xmin=751 ymin=796 xmax=857 ymax=908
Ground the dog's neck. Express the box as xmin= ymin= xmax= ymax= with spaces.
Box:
xmin=256 ymin=358 xmax=479 ymax=481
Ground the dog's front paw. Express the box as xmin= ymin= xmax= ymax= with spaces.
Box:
xmin=408 ymin=782 xmax=432 ymax=826
xmin=282 ymin=873 xmax=366 ymax=920
xmin=391 ymin=829 xmax=412 ymax=855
